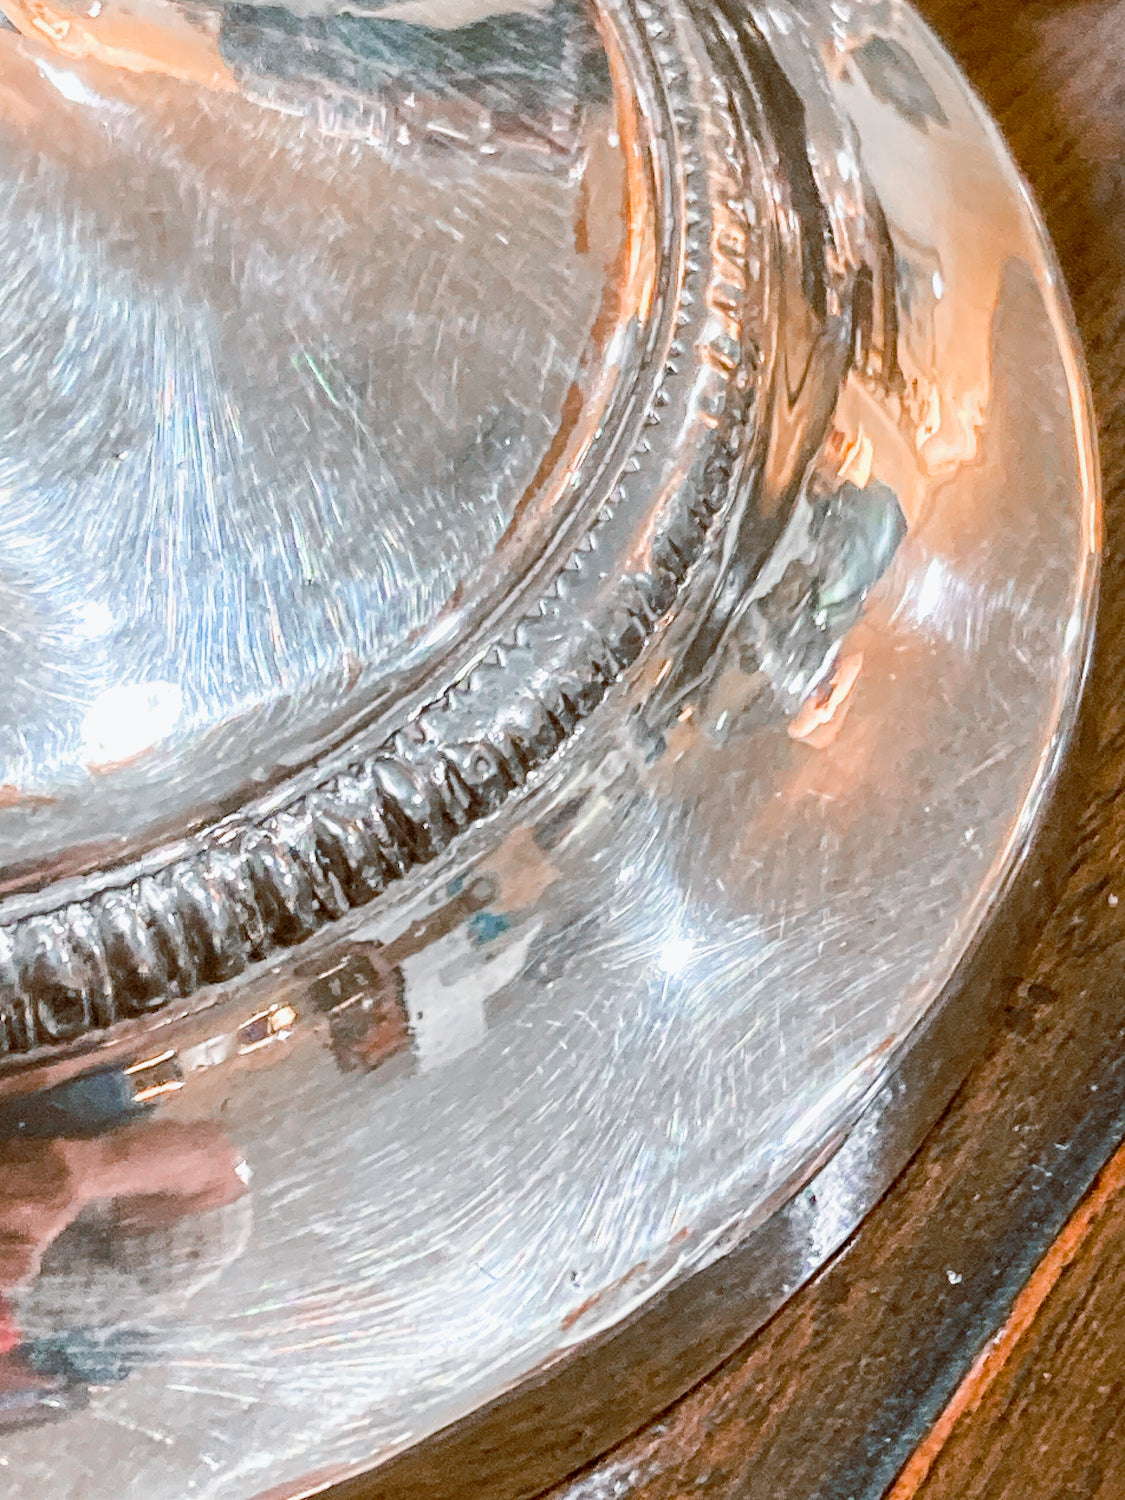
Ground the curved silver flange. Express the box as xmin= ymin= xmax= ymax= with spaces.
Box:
xmin=0 ymin=0 xmax=1098 ymax=1496
xmin=0 ymin=0 xmax=866 ymax=1054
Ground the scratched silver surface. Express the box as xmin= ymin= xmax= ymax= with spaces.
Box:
xmin=0 ymin=0 xmax=1099 ymax=1494
xmin=0 ymin=0 xmax=624 ymax=879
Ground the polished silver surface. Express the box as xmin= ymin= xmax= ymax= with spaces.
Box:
xmin=0 ymin=0 xmax=629 ymax=884
xmin=0 ymin=0 xmax=1099 ymax=1494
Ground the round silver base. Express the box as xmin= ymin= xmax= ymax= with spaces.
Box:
xmin=0 ymin=0 xmax=1097 ymax=1495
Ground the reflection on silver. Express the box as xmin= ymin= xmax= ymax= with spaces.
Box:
xmin=0 ymin=0 xmax=1099 ymax=1493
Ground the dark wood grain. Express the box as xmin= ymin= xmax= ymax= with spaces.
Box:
xmin=888 ymin=1138 xmax=1125 ymax=1500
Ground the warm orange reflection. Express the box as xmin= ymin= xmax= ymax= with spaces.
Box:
xmin=0 ymin=0 xmax=235 ymax=90
xmin=0 ymin=1083 xmax=245 ymax=1430
xmin=788 ymin=648 xmax=865 ymax=748
xmin=0 ymin=1115 xmax=245 ymax=1290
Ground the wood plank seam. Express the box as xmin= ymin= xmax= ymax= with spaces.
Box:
xmin=885 ymin=1131 xmax=1125 ymax=1499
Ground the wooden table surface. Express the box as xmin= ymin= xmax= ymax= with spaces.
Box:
xmin=354 ymin=4 xmax=1125 ymax=1497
